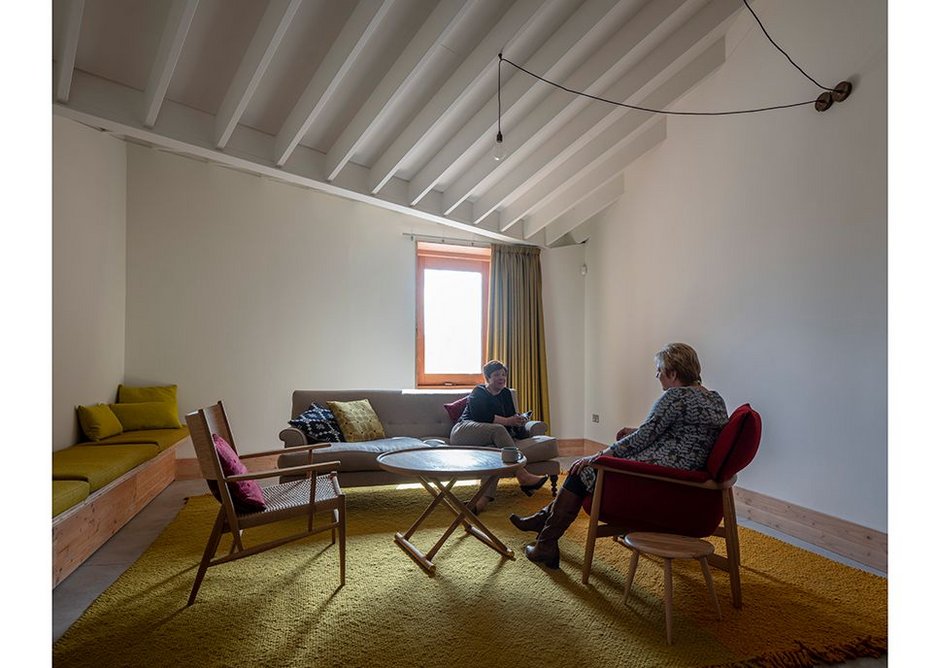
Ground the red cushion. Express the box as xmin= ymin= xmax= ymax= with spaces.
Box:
xmin=443 ymin=395 xmax=469 ymax=422
xmin=210 ymin=434 xmax=266 ymax=513
xmin=706 ymin=404 xmax=762 ymax=482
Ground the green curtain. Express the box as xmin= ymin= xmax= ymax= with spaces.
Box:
xmin=487 ymin=244 xmax=551 ymax=429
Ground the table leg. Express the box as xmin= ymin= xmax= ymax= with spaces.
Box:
xmin=390 ymin=474 xmax=516 ymax=576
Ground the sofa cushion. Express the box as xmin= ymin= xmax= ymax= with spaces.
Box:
xmin=110 ymin=401 xmax=182 ymax=430
xmin=327 ymin=399 xmax=386 ymax=442
xmin=52 ymin=444 xmax=159 ymax=492
xmin=443 ymin=395 xmax=469 ymax=422
xmin=81 ymin=427 xmax=190 ymax=452
xmin=53 ymin=480 xmax=91 ymax=517
xmin=209 ymin=434 xmax=266 ymax=513
xmin=77 ymin=404 xmax=124 ymax=441
xmin=289 ymin=404 xmax=345 ymax=443
xmin=283 ymin=437 xmax=430 ymax=472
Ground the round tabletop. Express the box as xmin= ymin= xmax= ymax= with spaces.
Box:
xmin=377 ymin=446 xmax=526 ymax=477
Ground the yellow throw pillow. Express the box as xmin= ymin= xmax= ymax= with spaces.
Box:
xmin=110 ymin=401 xmax=182 ymax=431
xmin=77 ymin=404 xmax=124 ymax=441
xmin=326 ymin=399 xmax=386 ymax=442
xmin=117 ymin=384 xmax=177 ymax=404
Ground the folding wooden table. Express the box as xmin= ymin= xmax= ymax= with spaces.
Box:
xmin=377 ymin=446 xmax=525 ymax=575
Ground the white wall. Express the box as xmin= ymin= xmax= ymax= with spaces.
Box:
xmin=540 ymin=244 xmax=586 ymax=438
xmin=124 ymin=145 xmax=492 ymax=457
xmin=52 ymin=117 xmax=127 ymax=450
xmin=581 ymin=0 xmax=886 ymax=530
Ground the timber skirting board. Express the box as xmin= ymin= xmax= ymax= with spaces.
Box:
xmin=573 ymin=440 xmax=887 ymax=572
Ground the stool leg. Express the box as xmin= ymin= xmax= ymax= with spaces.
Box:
xmin=699 ymin=557 xmax=722 ymax=620
xmin=663 ymin=558 xmax=673 ymax=645
xmin=623 ymin=549 xmax=640 ymax=603
xmin=663 ymin=559 xmax=673 ymax=645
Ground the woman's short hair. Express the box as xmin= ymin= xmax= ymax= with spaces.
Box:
xmin=482 ymin=360 xmax=508 ymax=379
xmin=654 ymin=343 xmax=702 ymax=385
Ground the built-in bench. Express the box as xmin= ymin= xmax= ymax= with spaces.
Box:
xmin=52 ymin=427 xmax=191 ymax=587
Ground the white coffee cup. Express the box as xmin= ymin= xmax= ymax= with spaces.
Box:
xmin=501 ymin=447 xmax=521 ymax=463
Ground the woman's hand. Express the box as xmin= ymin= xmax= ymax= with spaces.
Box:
xmin=615 ymin=426 xmax=636 ymax=441
xmin=569 ymin=455 xmax=597 ymax=476
xmin=494 ymin=414 xmax=527 ymax=427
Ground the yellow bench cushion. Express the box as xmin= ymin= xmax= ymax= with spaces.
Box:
xmin=53 ymin=480 xmax=91 ymax=517
xmin=78 ymin=427 xmax=189 ymax=452
xmin=52 ymin=445 xmax=159 ymax=492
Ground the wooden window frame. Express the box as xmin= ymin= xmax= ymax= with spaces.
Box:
xmin=416 ymin=243 xmax=490 ymax=388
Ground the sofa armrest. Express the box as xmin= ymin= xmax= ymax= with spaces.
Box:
xmin=279 ymin=426 xmax=307 ymax=447
xmin=525 ymin=420 xmax=548 ymax=437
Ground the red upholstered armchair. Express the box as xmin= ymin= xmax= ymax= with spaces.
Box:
xmin=581 ymin=404 xmax=761 ymax=608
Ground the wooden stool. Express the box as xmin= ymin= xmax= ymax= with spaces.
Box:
xmin=622 ymin=532 xmax=722 ymax=645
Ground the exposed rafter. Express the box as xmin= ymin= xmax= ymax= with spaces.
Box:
xmin=142 ymin=0 xmax=200 ymax=128
xmin=214 ymin=0 xmax=302 ymax=149
xmin=55 ymin=0 xmax=84 ymax=103
xmin=52 ymin=0 xmax=746 ymax=247
xmin=274 ymin=0 xmax=398 ymax=167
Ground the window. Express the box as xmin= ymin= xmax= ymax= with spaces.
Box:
xmin=416 ymin=242 xmax=491 ymax=388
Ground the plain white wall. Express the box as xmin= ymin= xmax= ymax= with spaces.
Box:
xmin=52 ymin=117 xmax=127 ymax=450
xmin=581 ymin=0 xmax=886 ymax=530
xmin=540 ymin=244 xmax=586 ymax=438
xmin=124 ymin=145 xmax=495 ymax=457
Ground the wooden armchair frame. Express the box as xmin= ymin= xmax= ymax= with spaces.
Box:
xmin=582 ymin=464 xmax=744 ymax=608
xmin=186 ymin=402 xmax=346 ymax=605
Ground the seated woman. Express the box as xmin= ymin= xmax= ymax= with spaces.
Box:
xmin=450 ymin=360 xmax=549 ymax=513
xmin=510 ymin=343 xmax=728 ymax=569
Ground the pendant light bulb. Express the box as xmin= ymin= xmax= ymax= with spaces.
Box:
xmin=494 ymin=131 xmax=506 ymax=161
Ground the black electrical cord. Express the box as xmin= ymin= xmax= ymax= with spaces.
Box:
xmin=496 ymin=0 xmax=835 ymax=118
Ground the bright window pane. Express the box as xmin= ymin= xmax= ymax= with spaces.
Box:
xmin=424 ymin=269 xmax=481 ymax=374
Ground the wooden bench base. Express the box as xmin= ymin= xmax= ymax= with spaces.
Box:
xmin=52 ymin=438 xmax=187 ymax=587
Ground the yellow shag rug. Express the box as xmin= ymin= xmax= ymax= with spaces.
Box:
xmin=53 ymin=481 xmax=886 ymax=667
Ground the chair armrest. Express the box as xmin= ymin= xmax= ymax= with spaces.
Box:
xmin=240 ymin=442 xmax=331 ymax=459
xmin=525 ymin=420 xmax=548 ymax=437
xmin=279 ymin=426 xmax=307 ymax=447
xmin=225 ymin=460 xmax=341 ymax=482
xmin=593 ymin=456 xmax=733 ymax=490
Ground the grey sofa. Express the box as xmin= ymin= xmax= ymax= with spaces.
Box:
xmin=278 ymin=389 xmax=560 ymax=493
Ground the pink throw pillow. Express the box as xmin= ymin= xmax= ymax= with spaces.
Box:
xmin=210 ymin=433 xmax=266 ymax=513
xmin=443 ymin=395 xmax=469 ymax=422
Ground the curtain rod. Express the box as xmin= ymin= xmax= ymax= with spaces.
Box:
xmin=402 ymin=233 xmax=491 ymax=248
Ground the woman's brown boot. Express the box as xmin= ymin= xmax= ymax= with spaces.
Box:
xmin=509 ymin=502 xmax=552 ymax=533
xmin=524 ymin=488 xmax=584 ymax=569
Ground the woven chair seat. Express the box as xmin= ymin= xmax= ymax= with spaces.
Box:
xmin=240 ymin=476 xmax=339 ymax=516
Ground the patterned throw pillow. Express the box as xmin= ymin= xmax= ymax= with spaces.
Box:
xmin=208 ymin=434 xmax=266 ymax=513
xmin=326 ymin=399 xmax=386 ymax=442
xmin=288 ymin=403 xmax=345 ymax=443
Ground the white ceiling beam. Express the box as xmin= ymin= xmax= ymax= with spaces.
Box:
xmin=367 ymin=0 xmax=563 ymax=195
xmin=521 ymin=117 xmax=666 ymax=237
xmin=406 ymin=0 xmax=639 ymax=207
xmin=214 ymin=0 xmax=302 ymax=149
xmin=543 ymin=173 xmax=627 ymax=246
xmin=142 ymin=0 xmax=200 ymax=128
xmin=498 ymin=37 xmax=725 ymax=233
xmin=55 ymin=0 xmax=85 ymax=103
xmin=273 ymin=0 xmax=398 ymax=167
xmin=56 ymin=70 xmax=528 ymax=246
xmin=324 ymin=0 xmax=473 ymax=182
xmin=445 ymin=1 xmax=712 ymax=221
xmin=444 ymin=0 xmax=692 ymax=217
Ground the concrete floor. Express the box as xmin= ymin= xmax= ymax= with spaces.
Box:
xmin=52 ymin=466 xmax=887 ymax=665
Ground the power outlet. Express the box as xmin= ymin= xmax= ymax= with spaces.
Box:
xmin=592 ymin=414 xmax=599 ymax=423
